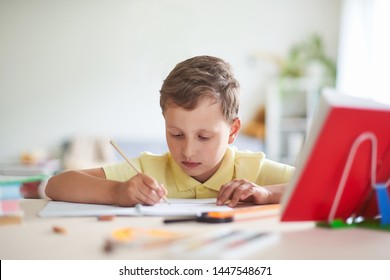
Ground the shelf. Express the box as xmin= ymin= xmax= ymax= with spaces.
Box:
xmin=280 ymin=117 xmax=307 ymax=132
xmin=265 ymin=78 xmax=318 ymax=164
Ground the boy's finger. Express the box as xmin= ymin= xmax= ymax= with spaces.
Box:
xmin=159 ymin=183 xmax=168 ymax=197
xmin=140 ymin=173 xmax=163 ymax=192
xmin=138 ymin=188 xmax=163 ymax=205
xmin=216 ymin=189 xmax=228 ymax=205
xmin=228 ymin=189 xmax=244 ymax=207
xmin=137 ymin=173 xmax=168 ymax=199
xmin=217 ymin=183 xmax=236 ymax=205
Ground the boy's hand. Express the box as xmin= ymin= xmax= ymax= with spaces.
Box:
xmin=114 ymin=173 xmax=168 ymax=207
xmin=216 ymin=179 xmax=271 ymax=207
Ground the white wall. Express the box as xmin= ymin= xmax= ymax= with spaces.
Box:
xmin=0 ymin=0 xmax=341 ymax=161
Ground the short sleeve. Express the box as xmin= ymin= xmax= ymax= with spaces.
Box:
xmin=102 ymin=159 xmax=140 ymax=181
xmin=256 ymin=159 xmax=295 ymax=186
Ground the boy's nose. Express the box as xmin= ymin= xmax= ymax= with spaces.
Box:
xmin=182 ymin=139 xmax=196 ymax=158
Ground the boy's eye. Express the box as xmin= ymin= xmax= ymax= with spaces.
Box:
xmin=198 ymin=135 xmax=210 ymax=141
xmin=171 ymin=133 xmax=184 ymax=138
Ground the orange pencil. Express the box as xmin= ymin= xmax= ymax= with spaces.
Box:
xmin=208 ymin=204 xmax=280 ymax=218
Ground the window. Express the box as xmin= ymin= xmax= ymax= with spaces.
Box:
xmin=337 ymin=0 xmax=390 ymax=104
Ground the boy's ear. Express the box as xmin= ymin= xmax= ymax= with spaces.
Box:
xmin=228 ymin=118 xmax=241 ymax=144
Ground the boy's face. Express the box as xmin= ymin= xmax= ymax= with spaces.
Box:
xmin=164 ymin=99 xmax=240 ymax=183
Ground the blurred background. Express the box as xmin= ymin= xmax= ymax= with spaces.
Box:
xmin=0 ymin=0 xmax=389 ymax=173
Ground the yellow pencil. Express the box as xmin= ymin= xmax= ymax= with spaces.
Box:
xmin=109 ymin=140 xmax=171 ymax=204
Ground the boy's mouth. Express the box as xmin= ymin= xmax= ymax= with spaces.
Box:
xmin=182 ymin=161 xmax=201 ymax=168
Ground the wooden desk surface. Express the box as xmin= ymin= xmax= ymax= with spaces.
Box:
xmin=1 ymin=199 xmax=389 ymax=260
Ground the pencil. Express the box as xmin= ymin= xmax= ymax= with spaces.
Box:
xmin=109 ymin=140 xmax=171 ymax=204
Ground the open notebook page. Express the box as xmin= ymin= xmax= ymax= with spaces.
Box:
xmin=38 ymin=198 xmax=232 ymax=217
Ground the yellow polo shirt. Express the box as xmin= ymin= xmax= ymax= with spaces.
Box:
xmin=103 ymin=146 xmax=295 ymax=199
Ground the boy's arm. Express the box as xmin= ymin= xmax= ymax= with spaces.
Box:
xmin=45 ymin=168 xmax=119 ymax=205
xmin=45 ymin=168 xmax=168 ymax=206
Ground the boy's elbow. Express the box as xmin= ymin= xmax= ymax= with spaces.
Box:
xmin=45 ymin=172 xmax=68 ymax=200
xmin=45 ymin=176 xmax=56 ymax=199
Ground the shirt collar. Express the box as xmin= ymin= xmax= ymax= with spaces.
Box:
xmin=169 ymin=147 xmax=236 ymax=192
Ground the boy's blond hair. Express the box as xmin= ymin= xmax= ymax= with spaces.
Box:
xmin=160 ymin=55 xmax=240 ymax=124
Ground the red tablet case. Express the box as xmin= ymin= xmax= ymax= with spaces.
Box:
xmin=280 ymin=89 xmax=390 ymax=222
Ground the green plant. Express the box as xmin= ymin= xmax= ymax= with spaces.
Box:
xmin=276 ymin=33 xmax=337 ymax=103
xmin=280 ymin=34 xmax=337 ymax=82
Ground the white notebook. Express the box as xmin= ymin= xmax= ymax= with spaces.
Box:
xmin=38 ymin=198 xmax=232 ymax=217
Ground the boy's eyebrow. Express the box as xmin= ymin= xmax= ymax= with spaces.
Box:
xmin=166 ymin=126 xmax=215 ymax=134
xmin=166 ymin=125 xmax=181 ymax=130
xmin=197 ymin=129 xmax=215 ymax=134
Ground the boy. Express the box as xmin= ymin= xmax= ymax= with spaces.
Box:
xmin=46 ymin=55 xmax=294 ymax=207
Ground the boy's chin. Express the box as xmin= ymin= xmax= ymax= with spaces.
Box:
xmin=181 ymin=167 xmax=201 ymax=177
xmin=183 ymin=168 xmax=214 ymax=183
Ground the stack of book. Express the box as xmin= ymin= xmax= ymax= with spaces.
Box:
xmin=0 ymin=174 xmax=47 ymax=226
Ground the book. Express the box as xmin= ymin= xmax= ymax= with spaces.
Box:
xmin=0 ymin=159 xmax=60 ymax=176
xmin=0 ymin=174 xmax=48 ymax=199
xmin=280 ymin=88 xmax=390 ymax=222
xmin=0 ymin=174 xmax=48 ymax=185
xmin=38 ymin=198 xmax=232 ymax=217
xmin=0 ymin=215 xmax=23 ymax=226
xmin=0 ymin=199 xmax=22 ymax=215
xmin=0 ymin=185 xmax=22 ymax=200
xmin=0 ymin=175 xmax=47 ymax=226
xmin=0 ymin=199 xmax=24 ymax=226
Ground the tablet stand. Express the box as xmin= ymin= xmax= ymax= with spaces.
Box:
xmin=317 ymin=132 xmax=390 ymax=230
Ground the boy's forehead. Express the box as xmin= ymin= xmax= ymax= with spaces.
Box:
xmin=164 ymin=99 xmax=227 ymax=126
xmin=165 ymin=97 xmax=221 ymax=111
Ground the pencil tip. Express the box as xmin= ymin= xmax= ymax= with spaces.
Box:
xmin=163 ymin=197 xmax=171 ymax=205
